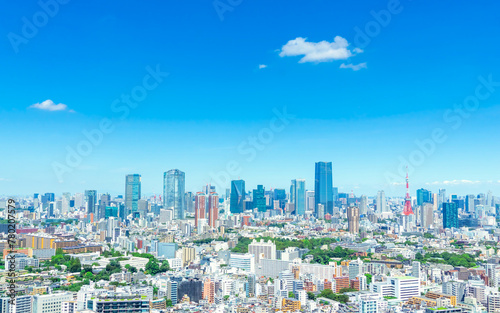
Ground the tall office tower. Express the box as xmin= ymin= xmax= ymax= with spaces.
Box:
xmin=208 ymin=192 xmax=219 ymax=228
xmin=230 ymin=179 xmax=246 ymax=214
xmin=438 ymin=189 xmax=446 ymax=209
xmin=486 ymin=190 xmax=493 ymax=207
xmin=253 ymin=185 xmax=266 ymax=212
xmin=376 ymin=191 xmax=387 ymax=213
xmin=347 ymin=206 xmax=360 ymax=234
xmin=315 ymin=162 xmax=333 ymax=216
xmin=420 ymin=203 xmax=434 ymax=229
xmin=332 ymin=187 xmax=339 ymax=202
xmin=164 ymin=169 xmax=185 ymax=220
xmin=443 ymin=202 xmax=459 ymax=229
xmin=194 ymin=192 xmax=206 ymax=227
xmin=74 ymin=193 xmax=84 ymax=209
xmin=466 ymin=194 xmax=475 ymax=213
xmin=185 ymin=192 xmax=194 ymax=213
xmin=125 ymin=174 xmax=141 ymax=215
xmin=85 ymin=190 xmax=97 ymax=217
xmin=359 ymin=195 xmax=368 ymax=215
xmin=273 ymin=189 xmax=287 ymax=209
xmin=306 ymin=191 xmax=315 ymax=212
xmin=411 ymin=261 xmax=421 ymax=279
xmin=416 ymin=188 xmax=431 ymax=206
xmin=290 ymin=179 xmax=306 ymax=215
xmin=98 ymin=194 xmax=111 ymax=220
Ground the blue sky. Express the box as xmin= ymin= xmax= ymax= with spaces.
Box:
xmin=1 ymin=0 xmax=499 ymax=197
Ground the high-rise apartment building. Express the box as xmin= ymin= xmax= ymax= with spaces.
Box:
xmin=248 ymin=239 xmax=276 ymax=263
xmin=208 ymin=192 xmax=219 ymax=228
xmin=194 ymin=192 xmax=206 ymax=227
xmin=376 ymin=191 xmax=387 ymax=214
xmin=347 ymin=206 xmax=360 ymax=234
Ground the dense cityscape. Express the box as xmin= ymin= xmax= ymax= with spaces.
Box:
xmin=1 ymin=161 xmax=499 ymax=313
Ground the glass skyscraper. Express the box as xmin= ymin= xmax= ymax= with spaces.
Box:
xmin=416 ymin=188 xmax=431 ymax=206
xmin=85 ymin=190 xmax=97 ymax=217
xmin=164 ymin=169 xmax=186 ymax=220
xmin=290 ymin=179 xmax=306 ymax=215
xmin=125 ymin=174 xmax=141 ymax=215
xmin=252 ymin=185 xmax=266 ymax=212
xmin=314 ymin=162 xmax=333 ymax=215
xmin=230 ymin=179 xmax=245 ymax=214
xmin=443 ymin=202 xmax=459 ymax=229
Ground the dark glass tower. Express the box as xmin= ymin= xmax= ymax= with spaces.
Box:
xmin=164 ymin=169 xmax=186 ymax=219
xmin=314 ymin=162 xmax=333 ymax=215
xmin=443 ymin=202 xmax=458 ymax=229
xmin=85 ymin=190 xmax=97 ymax=217
xmin=290 ymin=179 xmax=306 ymax=215
xmin=125 ymin=174 xmax=141 ymax=215
xmin=230 ymin=179 xmax=245 ymax=214
xmin=252 ymin=185 xmax=266 ymax=212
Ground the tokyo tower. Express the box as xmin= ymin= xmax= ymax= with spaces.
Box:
xmin=403 ymin=167 xmax=414 ymax=216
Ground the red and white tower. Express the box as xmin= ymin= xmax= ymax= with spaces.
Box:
xmin=403 ymin=167 xmax=414 ymax=215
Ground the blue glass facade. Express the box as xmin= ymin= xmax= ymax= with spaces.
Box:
xmin=314 ymin=162 xmax=333 ymax=215
xmin=290 ymin=179 xmax=306 ymax=215
xmin=230 ymin=180 xmax=246 ymax=214
xmin=125 ymin=174 xmax=141 ymax=214
xmin=443 ymin=202 xmax=459 ymax=229
xmin=164 ymin=169 xmax=186 ymax=220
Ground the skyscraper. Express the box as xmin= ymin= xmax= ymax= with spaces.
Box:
xmin=314 ymin=162 xmax=333 ymax=216
xmin=230 ymin=180 xmax=245 ymax=214
xmin=290 ymin=179 xmax=306 ymax=215
xmin=253 ymin=185 xmax=266 ymax=212
xmin=359 ymin=195 xmax=368 ymax=215
xmin=443 ymin=202 xmax=458 ymax=229
xmin=376 ymin=190 xmax=387 ymax=213
xmin=85 ymin=190 xmax=97 ymax=218
xmin=466 ymin=194 xmax=475 ymax=213
xmin=347 ymin=206 xmax=360 ymax=234
xmin=208 ymin=192 xmax=219 ymax=228
xmin=438 ymin=189 xmax=447 ymax=209
xmin=273 ymin=189 xmax=287 ymax=210
xmin=416 ymin=188 xmax=431 ymax=206
xmin=420 ymin=203 xmax=434 ymax=229
xmin=194 ymin=192 xmax=206 ymax=227
xmin=164 ymin=169 xmax=186 ymax=220
xmin=125 ymin=174 xmax=141 ymax=215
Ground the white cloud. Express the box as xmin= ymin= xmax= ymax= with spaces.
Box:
xmin=390 ymin=182 xmax=405 ymax=186
xmin=279 ymin=36 xmax=362 ymax=63
xmin=29 ymin=99 xmax=68 ymax=111
xmin=0 ymin=178 xmax=7 ymax=181
xmin=426 ymin=180 xmax=481 ymax=186
xmin=340 ymin=62 xmax=367 ymax=71
xmin=258 ymin=64 xmax=268 ymax=69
